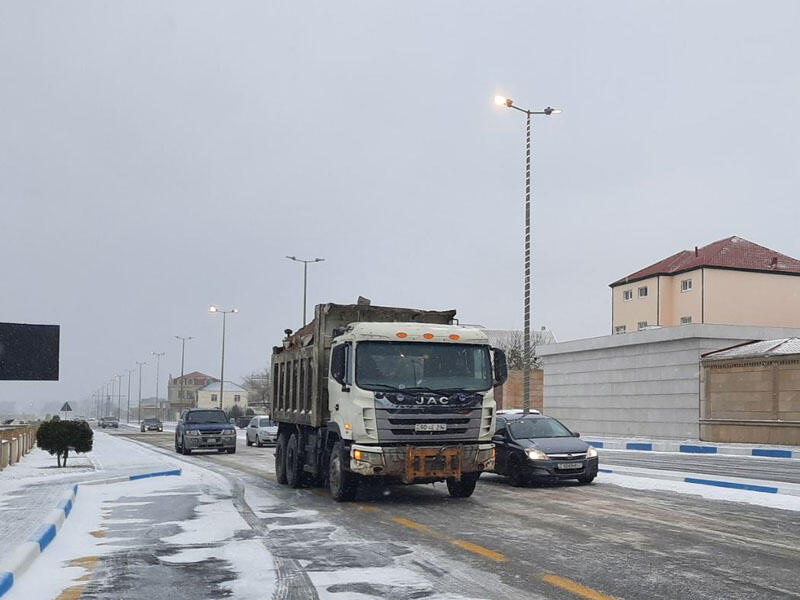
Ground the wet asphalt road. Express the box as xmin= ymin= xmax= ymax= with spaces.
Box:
xmin=101 ymin=431 xmax=800 ymax=600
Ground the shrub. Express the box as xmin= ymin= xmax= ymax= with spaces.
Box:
xmin=37 ymin=420 xmax=93 ymax=467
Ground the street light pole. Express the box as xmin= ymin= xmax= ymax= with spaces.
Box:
xmin=151 ymin=352 xmax=165 ymax=420
xmin=285 ymin=256 xmax=325 ymax=326
xmin=494 ymin=95 xmax=561 ymax=416
xmin=114 ymin=374 xmax=122 ymax=420
xmin=136 ymin=361 xmax=146 ymax=424
xmin=209 ymin=306 xmax=238 ymax=411
xmin=175 ymin=336 xmax=193 ymax=410
xmin=126 ymin=368 xmax=134 ymax=424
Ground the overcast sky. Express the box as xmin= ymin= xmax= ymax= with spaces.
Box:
xmin=2 ymin=1 xmax=799 ymax=412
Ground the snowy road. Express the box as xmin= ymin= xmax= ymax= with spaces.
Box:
xmin=6 ymin=430 xmax=800 ymax=599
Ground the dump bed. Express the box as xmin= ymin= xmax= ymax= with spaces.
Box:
xmin=271 ymin=302 xmax=455 ymax=428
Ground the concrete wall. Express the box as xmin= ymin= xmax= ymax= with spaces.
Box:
xmin=539 ymin=324 xmax=800 ymax=439
xmin=700 ymin=355 xmax=800 ymax=445
xmin=495 ymin=369 xmax=543 ymax=412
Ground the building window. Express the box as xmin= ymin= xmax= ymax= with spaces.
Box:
xmin=211 ymin=394 xmax=217 ymax=403
xmin=615 ymin=325 xmax=626 ymax=334
xmin=681 ymin=279 xmax=692 ymax=292
xmin=234 ymin=394 xmax=241 ymax=403
xmin=188 ymin=379 xmax=194 ymax=385
xmin=637 ymin=321 xmax=648 ymax=330
xmin=681 ymin=316 xmax=692 ymax=324
xmin=638 ymin=286 xmax=648 ymax=298
xmin=623 ymin=290 xmax=633 ymax=301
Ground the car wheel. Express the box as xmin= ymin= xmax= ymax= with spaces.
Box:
xmin=509 ymin=457 xmax=529 ymax=487
xmin=275 ymin=433 xmax=288 ymax=485
xmin=246 ymin=435 xmax=252 ymax=447
xmin=447 ymin=472 xmax=480 ymax=498
xmin=174 ymin=437 xmax=179 ymax=453
xmin=256 ymin=436 xmax=264 ymax=448
xmin=286 ymin=433 xmax=303 ymax=488
xmin=577 ymin=474 xmax=595 ymax=484
xmin=181 ymin=437 xmax=191 ymax=455
xmin=227 ymin=448 xmax=236 ymax=454
xmin=328 ymin=441 xmax=358 ymax=501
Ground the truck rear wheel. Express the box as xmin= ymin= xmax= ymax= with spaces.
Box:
xmin=286 ymin=433 xmax=303 ymax=488
xmin=447 ymin=473 xmax=480 ymax=498
xmin=329 ymin=442 xmax=357 ymax=501
xmin=275 ymin=432 xmax=288 ymax=484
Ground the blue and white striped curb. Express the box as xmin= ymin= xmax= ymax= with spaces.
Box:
xmin=598 ymin=465 xmax=800 ymax=497
xmin=586 ymin=439 xmax=798 ymax=458
xmin=0 ymin=468 xmax=181 ymax=598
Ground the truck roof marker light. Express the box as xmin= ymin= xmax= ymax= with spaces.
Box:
xmin=423 ymin=333 xmax=434 ymax=339
xmin=449 ymin=334 xmax=460 ymax=340
xmin=396 ymin=332 xmax=408 ymax=338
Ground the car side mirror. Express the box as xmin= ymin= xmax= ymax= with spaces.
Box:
xmin=492 ymin=348 xmax=508 ymax=385
xmin=491 ymin=434 xmax=505 ymax=443
xmin=572 ymin=431 xmax=580 ymax=437
xmin=330 ymin=345 xmax=346 ymax=385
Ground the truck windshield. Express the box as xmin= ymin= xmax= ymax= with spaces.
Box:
xmin=356 ymin=341 xmax=492 ymax=393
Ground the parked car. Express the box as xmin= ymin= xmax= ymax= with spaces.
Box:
xmin=496 ymin=408 xmax=540 ymax=416
xmin=235 ymin=415 xmax=252 ymax=429
xmin=491 ymin=413 xmax=598 ymax=486
xmin=245 ymin=416 xmax=278 ymax=447
xmin=140 ymin=417 xmax=163 ymax=432
xmin=99 ymin=416 xmax=119 ymax=429
xmin=175 ymin=408 xmax=236 ymax=455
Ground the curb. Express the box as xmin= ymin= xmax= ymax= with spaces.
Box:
xmin=598 ymin=465 xmax=800 ymax=497
xmin=586 ymin=439 xmax=798 ymax=459
xmin=0 ymin=468 xmax=181 ymax=598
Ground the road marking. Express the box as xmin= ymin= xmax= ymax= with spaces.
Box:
xmin=390 ymin=517 xmax=437 ymax=535
xmin=356 ymin=504 xmax=378 ymax=513
xmin=541 ymin=574 xmax=618 ymax=600
xmin=451 ymin=539 xmax=506 ymax=562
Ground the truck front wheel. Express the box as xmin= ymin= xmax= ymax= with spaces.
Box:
xmin=446 ymin=473 xmax=480 ymax=498
xmin=286 ymin=433 xmax=303 ymax=488
xmin=329 ymin=442 xmax=358 ymax=502
xmin=275 ymin=433 xmax=288 ymax=484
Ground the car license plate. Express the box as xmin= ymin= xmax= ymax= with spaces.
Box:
xmin=415 ymin=423 xmax=447 ymax=432
xmin=556 ymin=461 xmax=583 ymax=470
xmin=209 ymin=438 xmax=218 ymax=443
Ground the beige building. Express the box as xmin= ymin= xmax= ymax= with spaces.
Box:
xmin=611 ymin=236 xmax=800 ymax=334
xmin=167 ymin=371 xmax=217 ymax=418
xmin=196 ymin=381 xmax=249 ymax=413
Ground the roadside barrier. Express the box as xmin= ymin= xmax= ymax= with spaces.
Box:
xmin=0 ymin=441 xmax=8 ymax=470
xmin=585 ymin=438 xmax=798 ymax=458
xmin=0 ymin=468 xmax=182 ymax=598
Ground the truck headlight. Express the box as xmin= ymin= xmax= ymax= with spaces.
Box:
xmin=586 ymin=446 xmax=598 ymax=459
xmin=526 ymin=448 xmax=548 ymax=461
xmin=185 ymin=429 xmax=200 ymax=436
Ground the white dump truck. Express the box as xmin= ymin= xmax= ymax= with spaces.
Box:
xmin=271 ymin=302 xmax=508 ymax=500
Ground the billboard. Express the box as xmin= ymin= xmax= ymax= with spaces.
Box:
xmin=0 ymin=322 xmax=60 ymax=381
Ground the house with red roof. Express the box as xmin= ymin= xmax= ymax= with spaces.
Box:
xmin=610 ymin=236 xmax=800 ymax=334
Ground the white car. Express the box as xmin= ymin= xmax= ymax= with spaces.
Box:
xmin=245 ymin=416 xmax=279 ymax=447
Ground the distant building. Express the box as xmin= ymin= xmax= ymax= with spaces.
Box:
xmin=138 ymin=397 xmax=169 ymax=421
xmin=610 ymin=236 xmax=800 ymax=334
xmin=196 ymin=381 xmax=249 ymax=413
xmin=167 ymin=371 xmax=218 ymax=418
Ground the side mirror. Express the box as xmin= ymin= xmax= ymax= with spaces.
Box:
xmin=572 ymin=431 xmax=580 ymax=437
xmin=491 ymin=434 xmax=505 ymax=443
xmin=493 ymin=348 xmax=508 ymax=385
xmin=330 ymin=345 xmax=346 ymax=385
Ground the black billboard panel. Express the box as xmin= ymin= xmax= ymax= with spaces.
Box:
xmin=0 ymin=322 xmax=60 ymax=381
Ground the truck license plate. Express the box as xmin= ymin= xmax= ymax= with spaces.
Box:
xmin=556 ymin=461 xmax=583 ymax=470
xmin=415 ymin=423 xmax=447 ymax=432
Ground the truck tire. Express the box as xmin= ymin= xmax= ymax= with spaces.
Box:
xmin=275 ymin=433 xmax=288 ymax=484
xmin=329 ymin=442 xmax=357 ymax=501
xmin=447 ymin=473 xmax=480 ymax=498
xmin=286 ymin=433 xmax=303 ymax=488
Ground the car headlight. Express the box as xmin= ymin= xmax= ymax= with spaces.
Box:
xmin=586 ymin=446 xmax=598 ymax=459
xmin=526 ymin=448 xmax=548 ymax=461
xmin=185 ymin=429 xmax=200 ymax=436
xmin=223 ymin=431 xmax=236 ymax=437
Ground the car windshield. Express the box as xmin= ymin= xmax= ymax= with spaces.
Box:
xmin=508 ymin=417 xmax=573 ymax=439
xmin=144 ymin=419 xmax=159 ymax=424
xmin=186 ymin=411 xmax=228 ymax=424
xmin=355 ymin=342 xmax=492 ymax=392
xmin=259 ymin=418 xmax=274 ymax=427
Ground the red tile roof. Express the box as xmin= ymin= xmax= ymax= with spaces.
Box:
xmin=611 ymin=236 xmax=800 ymax=286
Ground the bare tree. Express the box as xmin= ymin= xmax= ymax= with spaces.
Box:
xmin=243 ymin=367 xmax=271 ymax=411
xmin=494 ymin=331 xmax=539 ymax=370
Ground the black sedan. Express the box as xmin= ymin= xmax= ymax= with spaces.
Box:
xmin=492 ymin=413 xmax=598 ymax=486
xmin=140 ymin=418 xmax=163 ymax=432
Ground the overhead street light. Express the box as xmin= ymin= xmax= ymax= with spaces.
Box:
xmin=285 ymin=256 xmax=325 ymax=326
xmin=151 ymin=352 xmax=165 ymax=420
xmin=209 ymin=306 xmax=238 ymax=410
xmin=493 ymin=94 xmax=561 ymax=416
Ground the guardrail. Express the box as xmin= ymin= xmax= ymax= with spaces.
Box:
xmin=0 ymin=425 xmax=38 ymax=471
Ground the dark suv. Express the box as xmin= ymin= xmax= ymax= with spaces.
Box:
xmin=492 ymin=413 xmax=598 ymax=486
xmin=140 ymin=418 xmax=163 ymax=432
xmin=175 ymin=408 xmax=236 ymax=455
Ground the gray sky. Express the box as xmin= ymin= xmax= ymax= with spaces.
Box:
xmin=2 ymin=1 xmax=799 ymax=412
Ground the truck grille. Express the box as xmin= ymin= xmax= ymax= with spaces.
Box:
xmin=375 ymin=406 xmax=482 ymax=442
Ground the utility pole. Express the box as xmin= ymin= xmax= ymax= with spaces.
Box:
xmin=152 ymin=352 xmax=165 ymax=421
xmin=285 ymin=256 xmax=325 ymax=326
xmin=136 ymin=361 xmax=146 ymax=424
xmin=209 ymin=306 xmax=237 ymax=410
xmin=175 ymin=336 xmax=193 ymax=410
xmin=126 ymin=368 xmax=134 ymax=424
